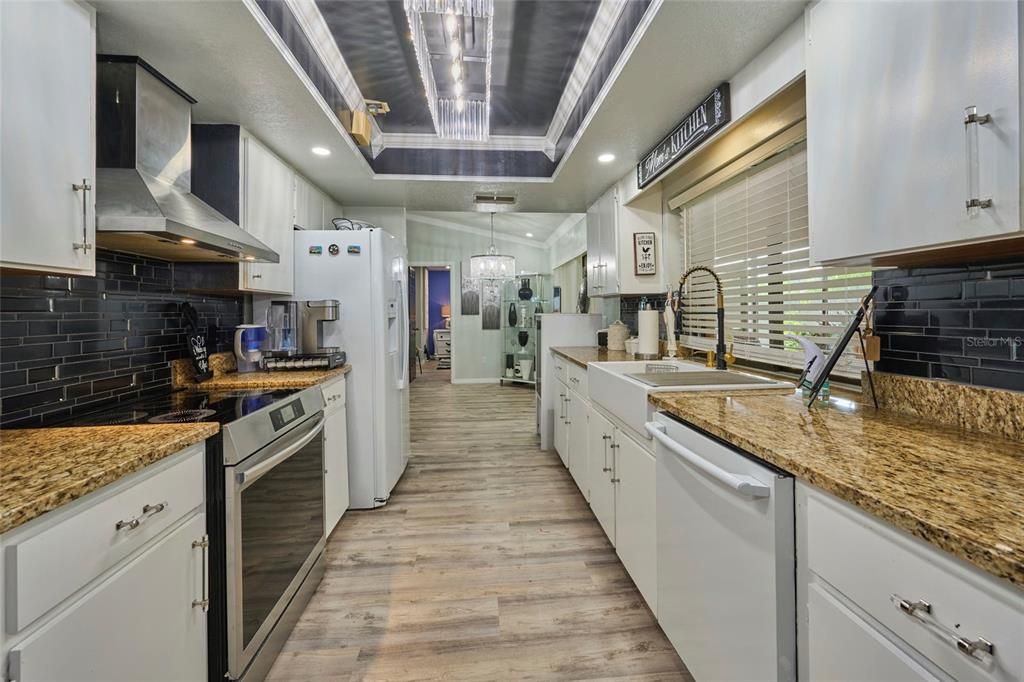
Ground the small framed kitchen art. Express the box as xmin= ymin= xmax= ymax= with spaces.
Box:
xmin=633 ymin=232 xmax=657 ymax=276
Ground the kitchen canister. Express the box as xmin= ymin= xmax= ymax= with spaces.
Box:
xmin=608 ymin=320 xmax=629 ymax=351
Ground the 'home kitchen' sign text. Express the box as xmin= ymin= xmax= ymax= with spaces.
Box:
xmin=637 ymin=83 xmax=731 ymax=188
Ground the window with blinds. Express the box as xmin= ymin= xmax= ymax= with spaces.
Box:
xmin=677 ymin=142 xmax=872 ymax=377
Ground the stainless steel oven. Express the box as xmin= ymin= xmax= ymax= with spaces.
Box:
xmin=221 ymin=387 xmax=326 ymax=681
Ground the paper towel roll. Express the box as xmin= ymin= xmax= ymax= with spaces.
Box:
xmin=638 ymin=309 xmax=660 ymax=357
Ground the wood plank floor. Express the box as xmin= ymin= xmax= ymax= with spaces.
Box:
xmin=267 ymin=361 xmax=691 ymax=681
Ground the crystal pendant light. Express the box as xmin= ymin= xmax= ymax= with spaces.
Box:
xmin=469 ymin=212 xmax=515 ymax=279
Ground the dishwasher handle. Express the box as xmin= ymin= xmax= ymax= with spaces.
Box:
xmin=645 ymin=422 xmax=771 ymax=499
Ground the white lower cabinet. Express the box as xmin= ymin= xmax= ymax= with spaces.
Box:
xmin=567 ymin=390 xmax=589 ymax=499
xmin=8 ymin=512 xmax=207 ymax=682
xmin=322 ymin=376 xmax=349 ymax=535
xmin=587 ymin=407 xmax=616 ymax=545
xmin=612 ymin=431 xmax=657 ymax=615
xmin=2 ymin=445 xmax=208 ymax=681
xmin=798 ymin=482 xmax=1024 ymax=682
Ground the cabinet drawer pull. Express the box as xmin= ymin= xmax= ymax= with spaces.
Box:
xmin=142 ymin=502 xmax=166 ymax=518
xmin=192 ymin=535 xmax=210 ymax=611
xmin=955 ymin=636 xmax=994 ymax=658
xmin=892 ymin=594 xmax=995 ymax=661
xmin=72 ymin=178 xmax=93 ymax=252
xmin=115 ymin=517 xmax=141 ymax=531
xmin=894 ymin=596 xmax=931 ymax=616
xmin=611 ymin=477 xmax=620 ymax=483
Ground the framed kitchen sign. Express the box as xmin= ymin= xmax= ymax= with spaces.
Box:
xmin=637 ymin=83 xmax=731 ymax=188
xmin=633 ymin=232 xmax=657 ymax=276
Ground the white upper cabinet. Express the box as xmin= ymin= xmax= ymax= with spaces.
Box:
xmin=586 ymin=182 xmax=665 ymax=296
xmin=242 ymin=134 xmax=294 ymax=294
xmin=294 ymin=175 xmax=328 ymax=230
xmin=807 ymin=0 xmax=1021 ymax=264
xmin=587 ymin=187 xmax=618 ymax=297
xmin=1 ymin=0 xmax=96 ymax=275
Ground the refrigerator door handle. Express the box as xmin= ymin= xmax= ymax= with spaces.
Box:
xmin=395 ymin=263 xmax=409 ymax=389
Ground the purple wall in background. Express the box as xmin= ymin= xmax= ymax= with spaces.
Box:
xmin=426 ymin=269 xmax=450 ymax=356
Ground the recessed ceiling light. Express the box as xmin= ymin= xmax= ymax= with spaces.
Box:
xmin=180 ymin=238 xmax=196 ymax=245
xmin=525 ymin=233 xmax=533 ymax=238
xmin=311 ymin=146 xmax=331 ymax=157
xmin=598 ymin=153 xmax=615 ymax=164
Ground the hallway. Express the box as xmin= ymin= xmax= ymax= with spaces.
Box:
xmin=267 ymin=374 xmax=689 ymax=681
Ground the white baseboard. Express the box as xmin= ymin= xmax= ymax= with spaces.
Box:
xmin=451 ymin=377 xmax=501 ymax=385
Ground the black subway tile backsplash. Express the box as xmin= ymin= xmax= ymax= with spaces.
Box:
xmin=0 ymin=249 xmax=242 ymax=426
xmin=874 ymin=261 xmax=1024 ymax=392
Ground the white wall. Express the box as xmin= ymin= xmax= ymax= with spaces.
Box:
xmin=612 ymin=15 xmax=807 ymax=287
xmin=547 ymin=215 xmax=587 ymax=271
xmin=343 ymin=206 xmax=408 ymax=244
xmin=406 ymin=217 xmax=549 ymax=383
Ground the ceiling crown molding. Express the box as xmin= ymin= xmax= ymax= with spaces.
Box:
xmin=283 ymin=0 xmax=386 ymax=156
xmin=543 ymin=0 xmax=628 ymax=150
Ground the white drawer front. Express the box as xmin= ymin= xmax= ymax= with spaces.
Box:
xmin=321 ymin=374 xmax=346 ymax=411
xmin=567 ymin=362 xmax=588 ymax=396
xmin=552 ymin=354 xmax=568 ymax=385
xmin=805 ymin=488 xmax=1024 ymax=682
xmin=6 ymin=444 xmax=205 ymax=633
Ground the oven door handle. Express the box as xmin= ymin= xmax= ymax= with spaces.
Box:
xmin=236 ymin=414 xmax=326 ymax=488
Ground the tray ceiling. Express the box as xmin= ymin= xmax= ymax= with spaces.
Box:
xmin=316 ymin=0 xmax=600 ymax=137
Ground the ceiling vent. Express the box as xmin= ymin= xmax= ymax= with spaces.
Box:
xmin=473 ymin=192 xmax=517 ymax=211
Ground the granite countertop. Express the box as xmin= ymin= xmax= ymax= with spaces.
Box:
xmin=551 ymin=346 xmax=636 ymax=367
xmin=650 ymin=392 xmax=1024 ymax=587
xmin=192 ymin=364 xmax=350 ymax=391
xmin=0 ymin=423 xmax=219 ymax=534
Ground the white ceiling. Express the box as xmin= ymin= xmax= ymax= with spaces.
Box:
xmin=407 ymin=211 xmax=583 ymax=245
xmin=94 ymin=0 xmax=805 ymax=213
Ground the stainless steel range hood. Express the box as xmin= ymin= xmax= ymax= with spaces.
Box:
xmin=95 ymin=56 xmax=278 ymax=263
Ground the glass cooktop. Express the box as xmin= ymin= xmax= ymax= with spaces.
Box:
xmin=57 ymin=389 xmax=306 ymax=428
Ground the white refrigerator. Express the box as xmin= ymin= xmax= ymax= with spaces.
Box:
xmin=293 ymin=228 xmax=410 ymax=509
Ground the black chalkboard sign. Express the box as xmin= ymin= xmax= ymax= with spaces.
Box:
xmin=637 ymin=83 xmax=731 ymax=189
xmin=181 ymin=302 xmax=213 ymax=383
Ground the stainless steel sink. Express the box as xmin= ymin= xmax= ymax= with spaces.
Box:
xmin=626 ymin=371 xmax=786 ymax=387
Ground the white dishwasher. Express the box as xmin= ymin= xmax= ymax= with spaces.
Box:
xmin=647 ymin=412 xmax=796 ymax=682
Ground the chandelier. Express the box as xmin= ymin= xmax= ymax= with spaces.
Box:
xmin=405 ymin=0 xmax=493 ymax=141
xmin=470 ymin=212 xmax=515 ymax=279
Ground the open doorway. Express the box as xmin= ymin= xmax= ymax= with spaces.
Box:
xmin=410 ymin=264 xmax=453 ymax=384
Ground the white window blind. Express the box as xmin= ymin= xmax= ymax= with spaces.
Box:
xmin=678 ymin=142 xmax=872 ymax=377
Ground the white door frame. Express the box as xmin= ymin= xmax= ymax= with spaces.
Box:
xmin=410 ymin=262 xmax=455 ymax=380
